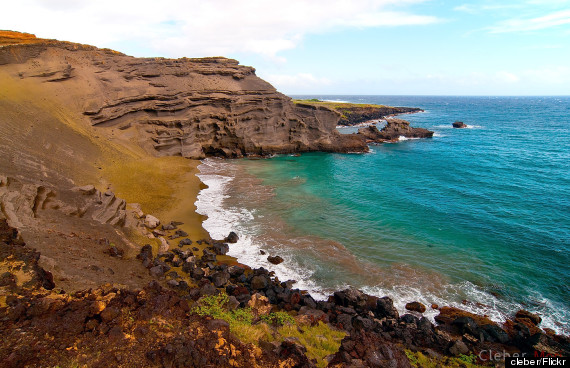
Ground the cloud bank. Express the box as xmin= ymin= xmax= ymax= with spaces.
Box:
xmin=1 ymin=0 xmax=438 ymax=58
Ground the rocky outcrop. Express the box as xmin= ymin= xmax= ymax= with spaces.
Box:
xmin=294 ymin=101 xmax=423 ymax=127
xmin=452 ymin=121 xmax=467 ymax=128
xmin=358 ymin=118 xmax=434 ymax=142
xmin=0 ymin=176 xmax=129 ymax=229
xmin=0 ymin=31 xmax=368 ymax=159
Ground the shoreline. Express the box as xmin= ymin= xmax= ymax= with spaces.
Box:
xmin=193 ymin=156 xmax=569 ymax=337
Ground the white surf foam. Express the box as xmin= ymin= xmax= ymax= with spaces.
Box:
xmin=195 ymin=158 xmax=329 ymax=298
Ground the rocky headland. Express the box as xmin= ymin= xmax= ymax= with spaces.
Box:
xmin=293 ymin=99 xmax=423 ymax=126
xmin=1 ymin=31 xmax=567 ymax=367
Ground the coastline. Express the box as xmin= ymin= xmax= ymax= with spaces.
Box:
xmin=193 ymin=155 xmax=569 ymax=337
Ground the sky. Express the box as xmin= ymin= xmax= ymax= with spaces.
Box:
xmin=2 ymin=0 xmax=570 ymax=95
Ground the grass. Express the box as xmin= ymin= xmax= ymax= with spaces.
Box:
xmin=293 ymin=99 xmax=387 ymax=110
xmin=405 ymin=350 xmax=490 ymax=368
xmin=278 ymin=322 xmax=346 ymax=368
xmin=192 ymin=293 xmax=346 ymax=367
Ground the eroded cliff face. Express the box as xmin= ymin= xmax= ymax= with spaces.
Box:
xmin=0 ymin=31 xmax=366 ymax=160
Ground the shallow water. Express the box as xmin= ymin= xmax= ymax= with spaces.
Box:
xmin=196 ymin=96 xmax=570 ymax=334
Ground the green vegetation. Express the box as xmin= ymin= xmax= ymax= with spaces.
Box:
xmin=405 ymin=350 xmax=489 ymax=368
xmin=192 ymin=293 xmax=345 ymax=367
xmin=293 ymin=99 xmax=387 ymax=110
xmin=261 ymin=310 xmax=295 ymax=326
xmin=278 ymin=322 xmax=346 ymax=368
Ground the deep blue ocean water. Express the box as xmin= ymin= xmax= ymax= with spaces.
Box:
xmin=196 ymin=96 xmax=570 ymax=334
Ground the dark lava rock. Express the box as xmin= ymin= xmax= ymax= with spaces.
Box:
xmin=212 ymin=242 xmax=229 ymax=255
xmin=267 ymin=255 xmax=284 ymax=265
xmin=162 ymin=222 xmax=177 ymax=230
xmin=199 ymin=283 xmax=218 ymax=296
xmin=329 ymin=329 xmax=412 ymax=368
xmin=228 ymin=265 xmax=245 ymax=278
xmin=225 ymin=231 xmax=239 ymax=243
xmin=175 ymin=229 xmax=188 ymax=237
xmin=137 ymin=244 xmax=153 ymax=262
xmin=201 ymin=249 xmax=217 ymax=263
xmin=251 ymin=275 xmax=269 ymax=290
xmin=452 ymin=121 xmax=467 ymax=128
xmin=405 ymin=301 xmax=427 ymax=313
xmin=211 ymin=271 xmax=230 ymax=288
xmin=358 ymin=118 xmax=434 ymax=142
xmin=178 ymin=238 xmax=192 ymax=247
xmin=149 ymin=265 xmax=166 ymax=278
xmin=376 ymin=296 xmax=399 ymax=320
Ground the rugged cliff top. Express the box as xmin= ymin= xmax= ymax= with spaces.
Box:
xmin=294 ymin=99 xmax=423 ymax=126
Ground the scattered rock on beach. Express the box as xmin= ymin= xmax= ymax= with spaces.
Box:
xmin=144 ymin=215 xmax=160 ymax=229
xmin=225 ymin=231 xmax=239 ymax=243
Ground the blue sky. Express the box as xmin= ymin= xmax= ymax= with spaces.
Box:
xmin=3 ymin=0 xmax=570 ymax=95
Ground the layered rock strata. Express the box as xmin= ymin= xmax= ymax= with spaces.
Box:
xmin=0 ymin=31 xmax=368 ymax=159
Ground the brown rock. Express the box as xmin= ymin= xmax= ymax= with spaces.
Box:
xmin=515 ymin=309 xmax=542 ymax=325
xmin=358 ymin=118 xmax=433 ymax=142
xmin=452 ymin=121 xmax=467 ymax=128
xmin=405 ymin=301 xmax=427 ymax=313
xmin=267 ymin=255 xmax=284 ymax=265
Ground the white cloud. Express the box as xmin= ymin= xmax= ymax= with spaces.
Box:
xmin=496 ymin=71 xmax=520 ymax=83
xmin=264 ymin=73 xmax=332 ymax=89
xmin=0 ymin=0 xmax=439 ymax=59
xmin=523 ymin=66 xmax=570 ymax=84
xmin=488 ymin=9 xmax=570 ymax=33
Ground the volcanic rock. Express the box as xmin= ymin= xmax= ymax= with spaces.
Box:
xmin=405 ymin=301 xmax=427 ymax=313
xmin=358 ymin=118 xmax=434 ymax=142
xmin=267 ymin=255 xmax=284 ymax=265
xmin=452 ymin=121 xmax=467 ymax=128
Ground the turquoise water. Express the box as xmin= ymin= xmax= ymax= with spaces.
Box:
xmin=196 ymin=96 xmax=570 ymax=334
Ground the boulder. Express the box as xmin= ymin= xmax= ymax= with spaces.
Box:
xmin=405 ymin=301 xmax=427 ymax=313
xmin=225 ymin=231 xmax=239 ymax=243
xmin=452 ymin=121 xmax=467 ymax=128
xmin=267 ymin=255 xmax=284 ymax=265
xmin=211 ymin=271 xmax=230 ymax=288
xmin=212 ymin=242 xmax=229 ymax=255
xmin=144 ymin=215 xmax=160 ymax=229
xmin=248 ymin=293 xmax=271 ymax=316
xmin=375 ymin=296 xmax=399 ymax=320
xmin=515 ymin=309 xmax=542 ymax=325
xmin=251 ymin=275 xmax=269 ymax=290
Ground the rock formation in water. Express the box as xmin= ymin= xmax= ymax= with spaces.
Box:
xmin=453 ymin=121 xmax=467 ymax=128
xmin=358 ymin=118 xmax=434 ymax=142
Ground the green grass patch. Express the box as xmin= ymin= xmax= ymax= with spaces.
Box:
xmin=405 ymin=350 xmax=490 ymax=368
xmin=192 ymin=293 xmax=345 ymax=366
xmin=293 ymin=99 xmax=387 ymax=110
xmin=278 ymin=322 xmax=346 ymax=368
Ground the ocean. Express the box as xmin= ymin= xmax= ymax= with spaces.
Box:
xmin=195 ymin=95 xmax=570 ymax=334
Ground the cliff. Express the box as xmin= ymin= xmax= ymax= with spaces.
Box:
xmin=0 ymin=31 xmax=367 ymax=160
